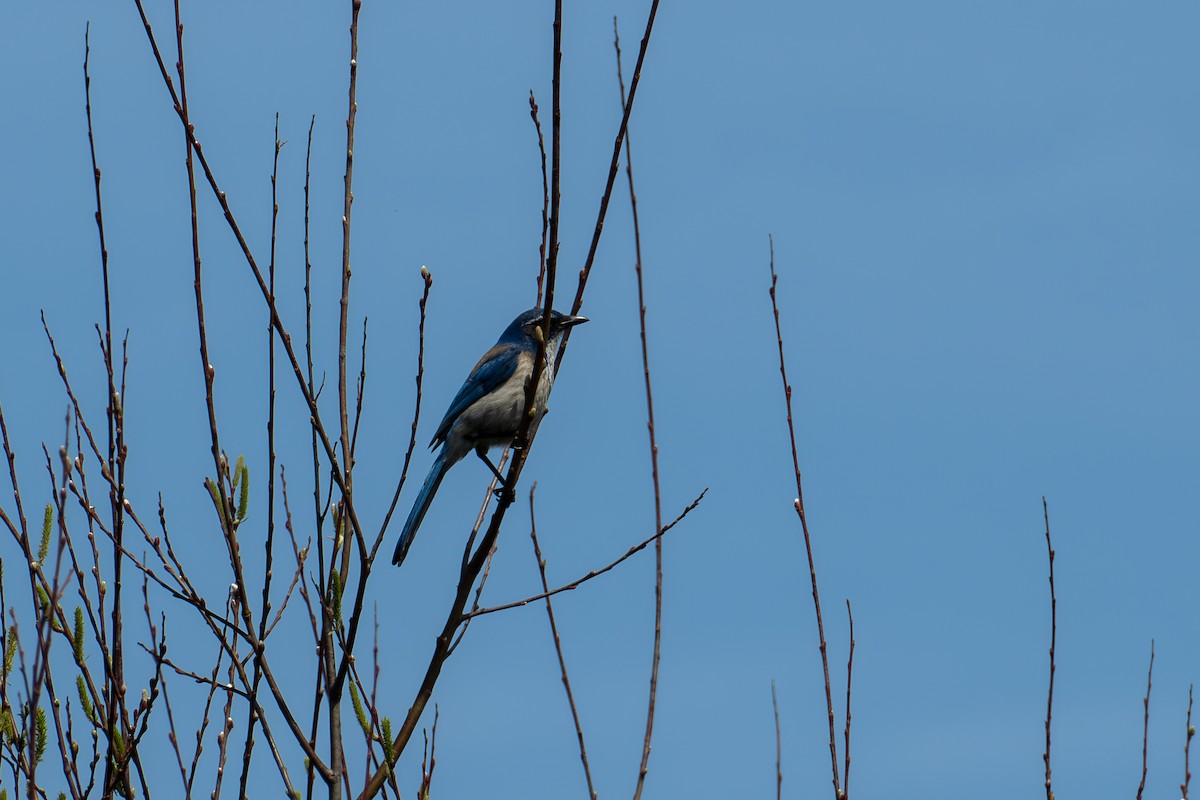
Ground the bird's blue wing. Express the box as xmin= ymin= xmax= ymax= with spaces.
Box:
xmin=431 ymin=343 xmax=520 ymax=447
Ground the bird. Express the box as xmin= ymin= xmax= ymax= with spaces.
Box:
xmin=392 ymin=307 xmax=588 ymax=566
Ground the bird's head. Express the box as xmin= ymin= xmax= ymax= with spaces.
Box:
xmin=503 ymin=307 xmax=588 ymax=346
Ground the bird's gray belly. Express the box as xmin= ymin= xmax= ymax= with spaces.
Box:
xmin=457 ymin=371 xmax=553 ymax=449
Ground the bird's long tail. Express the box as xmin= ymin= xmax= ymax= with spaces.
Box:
xmin=393 ymin=454 xmax=449 ymax=566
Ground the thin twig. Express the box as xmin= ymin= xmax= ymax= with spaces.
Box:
xmin=240 ymin=112 xmax=285 ymax=800
xmin=351 ymin=317 xmax=368 ymax=460
xmin=280 ymin=467 xmax=317 ymax=638
xmin=368 ymin=611 xmax=382 ymax=788
xmin=85 ymin=26 xmax=134 ymax=795
xmin=466 ymin=490 xmax=705 ymax=620
xmin=772 ymin=681 xmax=782 ymax=800
xmin=301 ymin=107 xmax=326 ymax=800
xmin=339 ymin=0 xmax=362 ymax=483
xmin=331 ymin=0 xmax=369 ymax=740
xmin=374 ymin=267 xmax=433 ymax=557
xmin=529 ymin=484 xmax=597 ymax=800
xmin=543 ymin=0 xmax=562 ymax=318
xmin=843 ymin=600 xmax=855 ymax=799
xmin=327 ymin=5 xmax=363 ymax=797
xmin=156 ymin=626 xmax=189 ymax=795
xmin=530 ymin=92 xmax=550 ymax=307
xmin=1043 ymin=497 xmax=1056 ymax=800
xmin=615 ymin=18 xmax=665 ymax=799
xmin=447 ymin=454 xmax=508 ymax=657
xmin=418 ymin=705 xmax=438 ymax=800
xmin=562 ymin=0 xmax=661 ymax=357
xmin=188 ymin=619 xmax=230 ymax=795
xmin=516 ymin=0 xmax=566 ymax=482
xmin=213 ymin=595 xmax=241 ymax=800
xmin=1138 ymin=640 xmax=1154 ymax=800
xmin=461 ymin=451 xmax=507 ymax=566
xmin=767 ymin=235 xmax=841 ymax=797
xmin=1184 ymin=684 xmax=1194 ymax=800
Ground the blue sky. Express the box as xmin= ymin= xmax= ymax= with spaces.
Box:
xmin=1 ymin=1 xmax=1197 ymax=797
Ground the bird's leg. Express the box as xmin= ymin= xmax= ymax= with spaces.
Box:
xmin=475 ymin=446 xmax=513 ymax=499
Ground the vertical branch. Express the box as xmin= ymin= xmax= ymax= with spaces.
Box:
xmin=239 ymin=113 xmax=285 ymax=800
xmin=156 ymin=628 xmax=189 ymax=795
xmin=543 ymin=0 xmax=562 ymax=316
xmin=0 ymin=409 xmax=30 ymax=545
xmin=302 ymin=112 xmax=325 ymax=800
xmin=373 ymin=269 xmax=433 ymax=554
xmin=366 ymin=613 xmax=382 ymax=789
xmin=83 ymin=24 xmax=117 ymax=479
xmin=771 ymin=681 xmax=782 ymax=800
xmin=615 ymin=18 xmax=664 ymax=800
xmin=842 ymin=600 xmax=855 ymax=799
xmin=304 ymin=113 xmax=326 ymax=583
xmin=529 ymin=92 xmax=550 ymax=307
xmin=563 ymin=0 xmax=661 ymax=343
xmin=529 ymin=484 xmax=597 ymax=800
xmin=331 ymin=0 xmax=382 ymax=715
xmin=84 ymin=23 xmax=121 ymax=519
xmin=350 ymin=318 xmax=368 ymax=461
xmin=339 ymin=0 xmax=362 ymax=483
xmin=508 ymin=0 xmax=563 ymax=498
xmin=417 ymin=706 xmax=438 ymax=800
xmin=518 ymin=0 xmax=563 ymax=517
xmin=265 ymin=116 xmax=282 ymax=641
xmin=1043 ymin=497 xmax=1056 ymax=800
xmin=84 ymin=24 xmax=133 ymax=797
xmin=322 ymin=579 xmax=342 ymax=800
xmin=213 ymin=611 xmax=240 ymax=800
xmin=766 ymin=235 xmax=841 ymax=798
xmin=1183 ymin=685 xmax=1194 ymax=800
xmin=25 ymin=419 xmax=71 ymax=798
xmin=84 ymin=21 xmax=114 ymax=419
xmin=172 ymin=0 xmax=231 ymax=533
xmin=1138 ymin=640 xmax=1154 ymax=800
xmin=329 ymin=3 xmax=361 ymax=795
xmin=13 ymin=615 xmax=38 ymax=798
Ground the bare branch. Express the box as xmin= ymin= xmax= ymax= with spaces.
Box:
xmin=1138 ymin=640 xmax=1154 ymax=800
xmin=529 ymin=484 xmax=596 ymax=800
xmin=466 ymin=490 xmax=706 ymax=620
xmin=373 ymin=267 xmax=434 ymax=557
xmin=615 ymin=17 xmax=665 ymax=798
xmin=843 ymin=600 xmax=855 ymax=799
xmin=418 ymin=705 xmax=439 ymax=800
xmin=562 ymin=0 xmax=662 ymax=352
xmin=1043 ymin=497 xmax=1056 ymax=800
xmin=772 ymin=681 xmax=782 ymax=800
xmin=767 ymin=235 xmax=841 ymax=796
xmin=529 ymin=92 xmax=550 ymax=307
xmin=1184 ymin=684 xmax=1194 ymax=800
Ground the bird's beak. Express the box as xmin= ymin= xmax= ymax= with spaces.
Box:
xmin=561 ymin=315 xmax=588 ymax=328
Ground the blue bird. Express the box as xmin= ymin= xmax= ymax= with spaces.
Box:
xmin=392 ymin=307 xmax=588 ymax=566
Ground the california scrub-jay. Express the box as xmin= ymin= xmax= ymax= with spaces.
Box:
xmin=392 ymin=307 xmax=588 ymax=566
